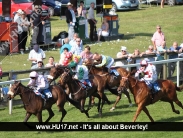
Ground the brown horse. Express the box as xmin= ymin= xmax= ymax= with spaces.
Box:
xmin=7 ymin=81 xmax=68 ymax=122
xmin=58 ymin=68 xmax=110 ymax=117
xmin=118 ymin=72 xmax=183 ymax=122
xmin=83 ymin=58 xmax=132 ymax=111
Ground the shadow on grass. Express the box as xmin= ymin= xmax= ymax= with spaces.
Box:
xmin=50 ymin=18 xmax=59 ymax=21
xmin=156 ymin=116 xmax=183 ymax=122
xmin=91 ymin=110 xmax=133 ymax=118
xmin=123 ymin=32 xmax=153 ymax=40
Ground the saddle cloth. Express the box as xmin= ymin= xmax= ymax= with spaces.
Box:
xmin=148 ymin=81 xmax=161 ymax=94
xmin=110 ymin=69 xmax=119 ymax=76
xmin=34 ymin=88 xmax=52 ymax=99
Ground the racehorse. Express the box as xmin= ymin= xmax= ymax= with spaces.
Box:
xmin=83 ymin=58 xmax=132 ymax=111
xmin=118 ymin=72 xmax=183 ymax=122
xmin=58 ymin=67 xmax=110 ymax=117
xmin=48 ymin=65 xmax=110 ymax=117
xmin=7 ymin=81 xmax=69 ymax=123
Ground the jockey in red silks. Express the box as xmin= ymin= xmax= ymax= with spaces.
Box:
xmin=62 ymin=52 xmax=82 ymax=66
xmin=135 ymin=59 xmax=159 ymax=91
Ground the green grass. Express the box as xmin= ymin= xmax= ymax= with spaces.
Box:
xmin=1 ymin=4 xmax=183 ymax=138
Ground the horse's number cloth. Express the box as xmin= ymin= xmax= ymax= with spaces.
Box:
xmin=34 ymin=88 xmax=52 ymax=99
xmin=111 ymin=69 xmax=119 ymax=76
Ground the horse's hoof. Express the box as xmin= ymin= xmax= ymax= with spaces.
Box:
xmin=129 ymin=103 xmax=133 ymax=107
xmin=174 ymin=110 xmax=180 ymax=114
xmin=110 ymin=107 xmax=115 ymax=111
xmin=107 ymin=101 xmax=111 ymax=105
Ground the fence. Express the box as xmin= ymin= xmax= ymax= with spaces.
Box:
xmin=0 ymin=51 xmax=183 ymax=114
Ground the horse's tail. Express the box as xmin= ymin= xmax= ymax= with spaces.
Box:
xmin=175 ymin=83 xmax=183 ymax=92
xmin=65 ymin=94 xmax=81 ymax=109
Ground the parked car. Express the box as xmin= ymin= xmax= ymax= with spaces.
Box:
xmin=0 ymin=0 xmax=49 ymax=18
xmin=42 ymin=0 xmax=62 ymax=16
xmin=111 ymin=0 xmax=139 ymax=11
xmin=145 ymin=0 xmax=183 ymax=6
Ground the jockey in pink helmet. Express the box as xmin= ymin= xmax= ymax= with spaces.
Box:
xmin=27 ymin=71 xmax=52 ymax=102
xmin=135 ymin=59 xmax=158 ymax=89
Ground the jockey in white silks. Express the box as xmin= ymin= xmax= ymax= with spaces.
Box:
xmin=135 ymin=60 xmax=160 ymax=91
xmin=27 ymin=71 xmax=52 ymax=100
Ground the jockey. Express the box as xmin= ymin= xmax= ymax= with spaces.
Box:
xmin=62 ymin=52 xmax=82 ymax=66
xmin=68 ymin=61 xmax=92 ymax=90
xmin=92 ymin=53 xmax=119 ymax=75
xmin=27 ymin=71 xmax=52 ymax=101
xmin=135 ymin=59 xmax=159 ymax=92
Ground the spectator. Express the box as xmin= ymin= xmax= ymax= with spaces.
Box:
xmin=30 ymin=5 xmax=45 ymax=45
xmin=115 ymin=46 xmax=129 ymax=66
xmin=29 ymin=44 xmax=46 ymax=67
xmin=157 ymin=41 xmax=167 ymax=52
xmin=31 ymin=58 xmax=44 ymax=75
xmin=70 ymin=37 xmax=83 ymax=55
xmin=87 ymin=2 xmax=96 ymax=41
xmin=14 ymin=9 xmax=23 ymax=51
xmin=59 ymin=48 xmax=69 ymax=66
xmin=44 ymin=56 xmax=58 ymax=80
xmin=77 ymin=1 xmax=89 ymax=38
xmin=128 ymin=49 xmax=144 ymax=70
xmin=145 ymin=45 xmax=156 ymax=62
xmin=156 ymin=41 xmax=167 ymax=79
xmin=80 ymin=46 xmax=93 ymax=62
xmin=60 ymin=38 xmax=71 ymax=54
xmin=167 ymin=42 xmax=182 ymax=78
xmin=131 ymin=49 xmax=144 ymax=63
xmin=69 ymin=33 xmax=83 ymax=47
xmin=19 ymin=10 xmax=30 ymax=54
xmin=65 ymin=2 xmax=76 ymax=41
xmin=97 ymin=18 xmax=109 ymax=42
xmin=151 ymin=25 xmax=165 ymax=51
xmin=179 ymin=43 xmax=183 ymax=83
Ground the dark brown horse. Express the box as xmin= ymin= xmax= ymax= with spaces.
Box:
xmin=58 ymin=68 xmax=110 ymax=117
xmin=7 ymin=81 xmax=68 ymax=122
xmin=118 ymin=72 xmax=183 ymax=122
xmin=83 ymin=58 xmax=132 ymax=111
xmin=48 ymin=65 xmax=110 ymax=117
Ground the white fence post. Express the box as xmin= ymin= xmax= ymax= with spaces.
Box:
xmin=177 ymin=61 xmax=180 ymax=87
xmin=9 ymin=84 xmax=13 ymax=115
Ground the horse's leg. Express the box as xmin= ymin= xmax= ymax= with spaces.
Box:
xmin=110 ymin=94 xmax=121 ymax=111
xmin=169 ymin=101 xmax=180 ymax=114
xmin=123 ymin=89 xmax=133 ymax=107
xmin=87 ymin=96 xmax=92 ymax=111
xmin=98 ymin=92 xmax=108 ymax=117
xmin=58 ymin=105 xmax=67 ymax=122
xmin=36 ymin=112 xmax=43 ymax=122
xmin=45 ymin=108 xmax=54 ymax=123
xmin=133 ymin=104 xmax=143 ymax=122
xmin=80 ymin=99 xmax=89 ymax=118
xmin=23 ymin=112 xmax=32 ymax=122
xmin=91 ymin=96 xmax=95 ymax=106
xmin=142 ymin=106 xmax=154 ymax=122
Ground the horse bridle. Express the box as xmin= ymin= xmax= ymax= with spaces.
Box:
xmin=61 ymin=70 xmax=84 ymax=95
xmin=121 ymin=76 xmax=138 ymax=88
xmin=12 ymin=85 xmax=20 ymax=97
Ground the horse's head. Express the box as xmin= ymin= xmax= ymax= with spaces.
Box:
xmin=117 ymin=73 xmax=130 ymax=93
xmin=7 ymin=81 xmax=21 ymax=100
xmin=83 ymin=58 xmax=94 ymax=66
xmin=47 ymin=65 xmax=65 ymax=83
xmin=59 ymin=68 xmax=72 ymax=85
